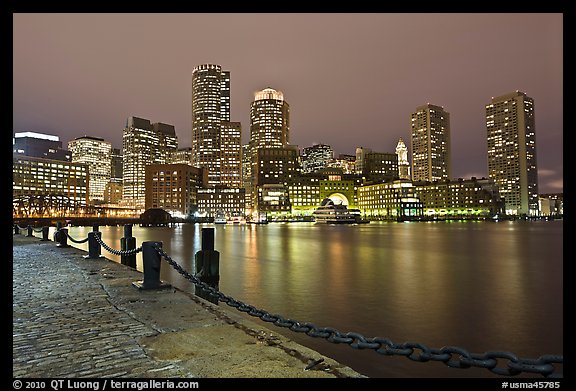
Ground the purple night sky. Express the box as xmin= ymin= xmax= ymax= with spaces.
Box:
xmin=13 ymin=13 xmax=563 ymax=193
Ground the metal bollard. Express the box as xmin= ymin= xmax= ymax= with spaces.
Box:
xmin=194 ymin=227 xmax=220 ymax=304
xmin=121 ymin=224 xmax=137 ymax=268
xmin=84 ymin=231 xmax=104 ymax=259
xmin=14 ymin=224 xmax=20 ymax=235
xmin=53 ymin=222 xmax=63 ymax=242
xmin=132 ymin=241 xmax=171 ymax=290
xmin=27 ymin=225 xmax=33 ymax=237
xmin=40 ymin=226 xmax=50 ymax=241
xmin=56 ymin=228 xmax=70 ymax=248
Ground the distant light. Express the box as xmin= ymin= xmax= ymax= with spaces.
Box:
xmin=14 ymin=132 xmax=59 ymax=142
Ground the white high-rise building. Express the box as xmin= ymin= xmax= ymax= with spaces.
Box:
xmin=395 ymin=138 xmax=411 ymax=180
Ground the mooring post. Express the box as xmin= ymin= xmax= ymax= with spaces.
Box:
xmin=14 ymin=224 xmax=20 ymax=235
xmin=53 ymin=221 xmax=62 ymax=242
xmin=26 ymin=225 xmax=34 ymax=237
xmin=194 ymin=227 xmax=220 ymax=305
xmin=40 ymin=226 xmax=50 ymax=241
xmin=121 ymin=224 xmax=137 ymax=268
xmin=84 ymin=231 xmax=103 ymax=259
xmin=56 ymin=227 xmax=70 ymax=248
xmin=132 ymin=241 xmax=171 ymax=290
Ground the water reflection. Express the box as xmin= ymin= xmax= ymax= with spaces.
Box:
xmin=61 ymin=220 xmax=563 ymax=378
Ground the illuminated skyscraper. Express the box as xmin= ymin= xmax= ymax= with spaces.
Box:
xmin=249 ymin=88 xmax=290 ymax=150
xmin=122 ymin=116 xmax=177 ymax=208
xmin=410 ymin=104 xmax=451 ymax=181
xmin=68 ymin=136 xmax=112 ymax=204
xmin=395 ymin=138 xmax=411 ymax=180
xmin=248 ymin=87 xmax=291 ymax=213
xmin=13 ymin=132 xmax=71 ymax=161
xmin=486 ymin=91 xmax=539 ymax=216
xmin=191 ymin=64 xmax=240 ymax=186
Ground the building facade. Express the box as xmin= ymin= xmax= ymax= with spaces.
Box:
xmin=13 ymin=132 xmax=71 ymax=161
xmin=410 ymin=104 xmax=451 ymax=182
xmin=301 ymin=143 xmax=334 ymax=174
xmin=68 ymin=136 xmax=112 ymax=204
xmin=191 ymin=64 xmax=240 ymax=186
xmin=144 ymin=164 xmax=207 ymax=218
xmin=122 ymin=116 xmax=178 ymax=208
xmin=355 ymin=147 xmax=398 ymax=183
xmin=13 ymin=155 xmax=88 ymax=217
xmin=486 ymin=91 xmax=539 ymax=216
xmin=358 ymin=180 xmax=423 ymax=220
xmin=110 ymin=147 xmax=123 ymax=184
xmin=197 ymin=187 xmax=246 ymax=218
xmin=413 ymin=177 xmax=504 ymax=219
xmin=169 ymin=147 xmax=193 ymax=165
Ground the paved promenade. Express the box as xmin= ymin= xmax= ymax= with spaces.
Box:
xmin=13 ymin=235 xmax=363 ymax=378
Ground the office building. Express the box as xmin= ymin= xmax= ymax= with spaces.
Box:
xmin=355 ymin=147 xmax=398 ymax=183
xmin=301 ymin=143 xmax=334 ymax=174
xmin=197 ymin=187 xmax=245 ymax=218
xmin=13 ymin=155 xmax=88 ymax=216
xmin=68 ymin=136 xmax=112 ymax=204
xmin=411 ymin=104 xmax=451 ymax=181
xmin=122 ymin=116 xmax=178 ymax=208
xmin=110 ymin=148 xmax=123 ymax=184
xmin=358 ymin=180 xmax=423 ymax=220
xmin=13 ymin=132 xmax=71 ymax=161
xmin=145 ymin=163 xmax=207 ymax=218
xmin=220 ymin=121 xmax=242 ymax=187
xmin=486 ymin=91 xmax=539 ymax=216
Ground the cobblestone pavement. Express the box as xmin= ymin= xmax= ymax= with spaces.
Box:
xmin=13 ymin=236 xmax=193 ymax=378
xmin=13 ymin=235 xmax=363 ymax=378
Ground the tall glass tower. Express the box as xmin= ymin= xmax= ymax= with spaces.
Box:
xmin=68 ymin=136 xmax=112 ymax=204
xmin=192 ymin=64 xmax=239 ymax=187
xmin=486 ymin=91 xmax=539 ymax=216
xmin=410 ymin=104 xmax=451 ymax=182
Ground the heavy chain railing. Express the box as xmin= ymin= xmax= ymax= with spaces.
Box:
xmin=93 ymin=232 xmax=142 ymax=256
xmin=61 ymin=230 xmax=90 ymax=244
xmin=153 ymin=244 xmax=563 ymax=378
xmin=32 ymin=227 xmax=44 ymax=233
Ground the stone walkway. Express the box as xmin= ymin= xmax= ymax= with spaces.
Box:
xmin=13 ymin=235 xmax=363 ymax=378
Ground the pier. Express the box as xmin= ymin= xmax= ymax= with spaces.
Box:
xmin=12 ymin=235 xmax=362 ymax=378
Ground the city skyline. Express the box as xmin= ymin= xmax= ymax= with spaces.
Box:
xmin=13 ymin=13 xmax=563 ymax=193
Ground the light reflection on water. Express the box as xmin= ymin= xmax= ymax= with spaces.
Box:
xmin=61 ymin=220 xmax=563 ymax=378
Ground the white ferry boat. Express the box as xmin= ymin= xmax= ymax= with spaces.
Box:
xmin=312 ymin=198 xmax=366 ymax=224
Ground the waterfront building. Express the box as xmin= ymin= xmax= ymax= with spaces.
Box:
xmin=122 ymin=116 xmax=178 ymax=209
xmin=539 ymin=193 xmax=563 ymax=217
xmin=191 ymin=64 xmax=241 ymax=186
xmin=410 ymin=104 xmax=451 ymax=181
xmin=257 ymin=184 xmax=291 ymax=216
xmin=103 ymin=182 xmax=123 ymax=204
xmin=197 ymin=187 xmax=246 ymax=218
xmin=13 ymin=155 xmax=88 ymax=217
xmin=13 ymin=131 xmax=71 ymax=161
xmin=486 ymin=91 xmax=539 ymax=216
xmin=358 ymin=180 xmax=423 ymax=220
xmin=287 ymin=174 xmax=322 ymax=216
xmin=247 ymin=87 xmax=290 ymax=214
xmin=301 ymin=143 xmax=334 ymax=174
xmin=412 ymin=177 xmax=504 ymax=219
xmin=355 ymin=147 xmax=398 ymax=183
xmin=144 ymin=164 xmax=207 ymax=219
xmin=396 ymin=138 xmax=411 ymax=180
xmin=68 ymin=136 xmax=112 ymax=204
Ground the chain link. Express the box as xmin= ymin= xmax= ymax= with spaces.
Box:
xmin=32 ymin=227 xmax=44 ymax=233
xmin=61 ymin=230 xmax=90 ymax=244
xmin=153 ymin=244 xmax=563 ymax=378
xmin=93 ymin=232 xmax=142 ymax=256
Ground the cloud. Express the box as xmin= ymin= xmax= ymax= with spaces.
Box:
xmin=538 ymin=168 xmax=557 ymax=177
xmin=544 ymin=179 xmax=563 ymax=190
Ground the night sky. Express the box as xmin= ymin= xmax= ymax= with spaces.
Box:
xmin=12 ymin=13 xmax=563 ymax=193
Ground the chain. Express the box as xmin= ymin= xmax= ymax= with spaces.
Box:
xmin=32 ymin=227 xmax=44 ymax=233
xmin=16 ymin=225 xmax=28 ymax=230
xmin=153 ymin=244 xmax=563 ymax=378
xmin=93 ymin=232 xmax=142 ymax=256
xmin=61 ymin=230 xmax=90 ymax=244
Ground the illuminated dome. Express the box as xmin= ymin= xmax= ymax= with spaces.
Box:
xmin=254 ymin=88 xmax=284 ymax=101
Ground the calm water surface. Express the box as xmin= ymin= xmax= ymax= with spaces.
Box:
xmin=63 ymin=220 xmax=563 ymax=378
